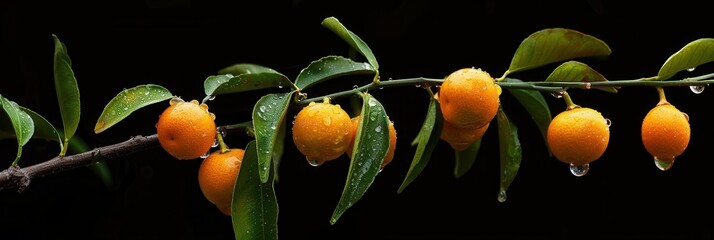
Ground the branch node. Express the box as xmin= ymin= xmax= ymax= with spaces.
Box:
xmin=7 ymin=165 xmax=31 ymax=193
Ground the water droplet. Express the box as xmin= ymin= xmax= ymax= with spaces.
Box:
xmin=550 ymin=91 xmax=564 ymax=99
xmin=375 ymin=125 xmax=382 ymax=133
xmin=690 ymin=85 xmax=705 ymax=94
xmin=209 ymin=112 xmax=216 ymax=120
xmin=584 ymin=82 xmax=592 ymax=89
xmin=654 ymin=157 xmax=674 ymax=171
xmin=270 ymin=125 xmax=276 ymax=130
xmin=379 ymin=87 xmax=384 ymax=90
xmin=415 ymin=84 xmax=421 ymax=88
xmin=200 ymin=151 xmax=211 ymax=159
xmin=687 ymin=67 xmax=696 ymax=72
xmin=497 ymin=190 xmax=507 ymax=203
xmin=569 ymin=163 xmax=589 ymax=177
xmin=207 ymin=95 xmax=216 ymax=101
xmin=307 ymin=158 xmax=323 ymax=167
xmin=219 ymin=128 xmax=227 ymax=137
xmin=604 ymin=118 xmax=612 ymax=127
xmin=369 ymin=115 xmax=377 ymax=122
xmin=259 ymin=105 xmax=267 ymax=112
xmin=682 ymin=112 xmax=689 ymax=122
xmin=352 ymin=85 xmax=359 ymax=89
xmin=323 ymin=116 xmax=332 ymax=126
xmin=278 ymin=85 xmax=284 ymax=89
xmin=211 ymin=138 xmax=219 ymax=148
xmin=123 ymin=107 xmax=128 ymax=111
xmin=368 ymin=98 xmax=377 ymax=107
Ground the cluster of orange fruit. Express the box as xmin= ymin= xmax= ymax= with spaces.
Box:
xmin=151 ymin=68 xmax=693 ymax=216
xmin=155 ymin=98 xmax=243 ymax=216
xmin=291 ymin=97 xmax=397 ymax=168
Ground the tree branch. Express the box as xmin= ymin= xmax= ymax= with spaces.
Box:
xmin=0 ymin=134 xmax=159 ymax=193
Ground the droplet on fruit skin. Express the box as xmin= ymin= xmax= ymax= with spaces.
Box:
xmin=551 ymin=90 xmax=564 ymax=99
xmin=211 ymin=138 xmax=219 ymax=148
xmin=307 ymin=158 xmax=323 ymax=167
xmin=200 ymin=151 xmax=210 ymax=159
xmin=682 ymin=112 xmax=689 ymax=122
xmin=654 ymin=157 xmax=674 ymax=171
xmin=569 ymin=163 xmax=590 ymax=177
xmin=604 ymin=118 xmax=612 ymax=127
xmin=690 ymin=85 xmax=705 ymax=94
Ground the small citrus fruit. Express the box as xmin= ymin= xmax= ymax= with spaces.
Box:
xmin=156 ymin=99 xmax=217 ymax=160
xmin=345 ymin=115 xmax=397 ymax=168
xmin=547 ymin=107 xmax=610 ymax=165
xmin=641 ymin=102 xmax=690 ymax=164
xmin=438 ymin=68 xmax=500 ymax=130
xmin=198 ymin=148 xmax=244 ymax=216
xmin=440 ymin=120 xmax=489 ymax=151
xmin=292 ymin=97 xmax=352 ymax=166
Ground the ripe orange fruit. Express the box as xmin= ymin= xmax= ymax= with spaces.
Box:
xmin=292 ymin=97 xmax=352 ymax=166
xmin=438 ymin=68 xmax=500 ymax=130
xmin=641 ymin=102 xmax=690 ymax=163
xmin=156 ymin=99 xmax=217 ymax=160
xmin=345 ymin=115 xmax=397 ymax=168
xmin=198 ymin=148 xmax=245 ymax=216
xmin=440 ymin=120 xmax=489 ymax=151
xmin=547 ymin=107 xmax=610 ymax=165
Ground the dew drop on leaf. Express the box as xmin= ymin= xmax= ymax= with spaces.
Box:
xmin=497 ymin=189 xmax=507 ymax=203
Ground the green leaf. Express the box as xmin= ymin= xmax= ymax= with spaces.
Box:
xmin=505 ymin=28 xmax=611 ymax=77
xmin=657 ymin=38 xmax=714 ymax=80
xmin=294 ymin=56 xmax=376 ymax=90
xmin=253 ymin=92 xmax=293 ymax=183
xmin=272 ymin=120 xmax=286 ymax=183
xmin=321 ymin=17 xmax=379 ymax=69
xmin=545 ymin=61 xmax=617 ymax=93
xmin=331 ymin=94 xmax=389 ymax=224
xmin=232 ymin=140 xmax=278 ymax=240
xmin=398 ymin=97 xmax=443 ymax=193
xmin=496 ymin=107 xmax=522 ymax=203
xmin=19 ymin=107 xmax=63 ymax=153
xmin=53 ymin=34 xmax=81 ymax=143
xmin=203 ymin=72 xmax=291 ymax=97
xmin=505 ymin=80 xmax=551 ymax=155
xmin=218 ymin=63 xmax=279 ymax=75
xmin=94 ymin=84 xmax=173 ymax=134
xmin=454 ymin=139 xmax=482 ymax=179
xmin=1 ymin=95 xmax=34 ymax=163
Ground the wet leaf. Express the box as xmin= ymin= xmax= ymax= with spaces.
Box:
xmin=53 ymin=34 xmax=81 ymax=144
xmin=398 ymin=97 xmax=443 ymax=193
xmin=294 ymin=55 xmax=376 ymax=90
xmin=505 ymin=28 xmax=611 ymax=77
xmin=331 ymin=94 xmax=389 ymax=224
xmin=497 ymin=107 xmax=522 ymax=203
xmin=253 ymin=92 xmax=292 ymax=183
xmin=219 ymin=63 xmax=279 ymax=75
xmin=505 ymin=79 xmax=551 ymax=155
xmin=272 ymin=120 xmax=286 ymax=183
xmin=1 ymin=95 xmax=34 ymax=163
xmin=546 ymin=61 xmax=617 ymax=93
xmin=19 ymin=106 xmax=63 ymax=153
xmin=204 ymin=72 xmax=291 ymax=97
xmin=454 ymin=139 xmax=482 ymax=179
xmin=232 ymin=141 xmax=278 ymax=240
xmin=321 ymin=17 xmax=379 ymax=69
xmin=94 ymin=84 xmax=172 ymax=134
xmin=657 ymin=38 xmax=714 ymax=80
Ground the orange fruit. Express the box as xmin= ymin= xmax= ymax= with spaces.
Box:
xmin=345 ymin=115 xmax=397 ymax=168
xmin=641 ymin=102 xmax=690 ymax=163
xmin=156 ymin=98 xmax=217 ymax=160
xmin=291 ymin=97 xmax=352 ymax=166
xmin=198 ymin=148 xmax=245 ymax=216
xmin=547 ymin=107 xmax=610 ymax=165
xmin=440 ymin=120 xmax=489 ymax=151
xmin=438 ymin=68 xmax=500 ymax=130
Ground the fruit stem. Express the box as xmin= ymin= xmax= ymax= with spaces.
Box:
xmin=563 ymin=91 xmax=580 ymax=110
xmin=216 ymin=130 xmax=229 ymax=153
xmin=656 ymin=87 xmax=669 ymax=105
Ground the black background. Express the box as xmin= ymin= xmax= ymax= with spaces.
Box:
xmin=2 ymin=1 xmax=714 ymax=239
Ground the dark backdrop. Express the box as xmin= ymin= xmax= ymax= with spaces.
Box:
xmin=2 ymin=1 xmax=714 ymax=239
